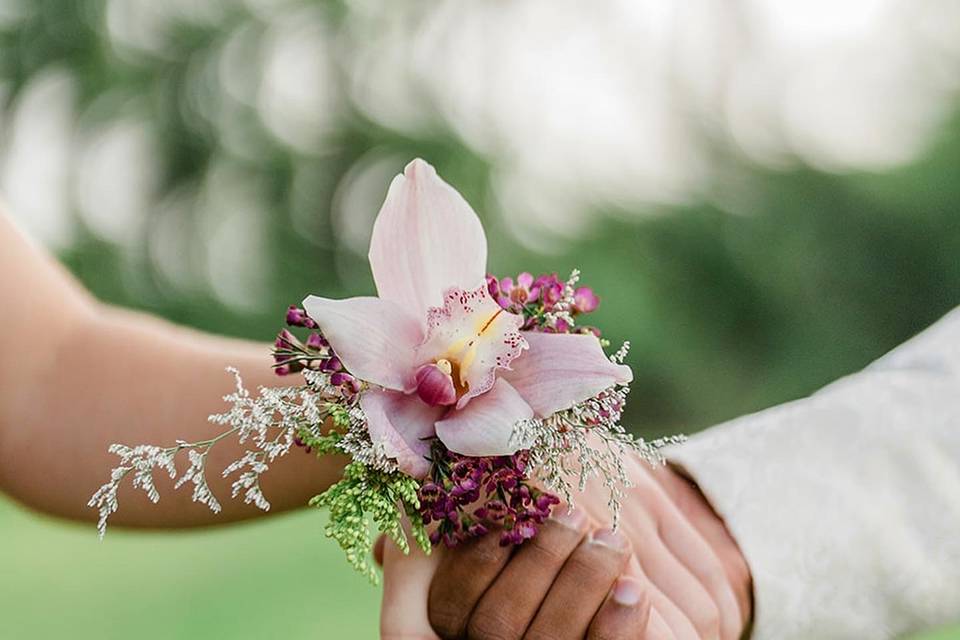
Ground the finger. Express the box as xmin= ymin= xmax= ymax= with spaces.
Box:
xmin=522 ymin=528 xmax=630 ymax=640
xmin=647 ymin=608 xmax=678 ymax=640
xmin=654 ymin=500 xmax=743 ymax=640
xmin=565 ymin=472 xmax=697 ymax=639
xmin=464 ymin=509 xmax=590 ymax=639
xmin=651 ymin=466 xmax=753 ymax=627
xmin=623 ymin=556 xmax=699 ymax=640
xmin=629 ymin=519 xmax=721 ymax=640
xmin=428 ymin=529 xmax=513 ymax=638
xmin=587 ymin=577 xmax=652 ymax=640
xmin=381 ymin=536 xmax=443 ymax=640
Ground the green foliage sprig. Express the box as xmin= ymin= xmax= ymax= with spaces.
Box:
xmin=302 ymin=426 xmax=430 ymax=584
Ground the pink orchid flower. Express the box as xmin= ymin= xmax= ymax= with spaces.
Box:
xmin=303 ymin=159 xmax=632 ymax=477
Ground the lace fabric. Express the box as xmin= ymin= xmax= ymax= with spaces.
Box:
xmin=668 ymin=307 xmax=960 ymax=639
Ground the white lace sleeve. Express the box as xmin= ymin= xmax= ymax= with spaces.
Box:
xmin=667 ymin=307 xmax=960 ymax=639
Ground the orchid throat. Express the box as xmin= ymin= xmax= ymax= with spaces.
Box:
xmin=415 ymin=307 xmax=508 ymax=407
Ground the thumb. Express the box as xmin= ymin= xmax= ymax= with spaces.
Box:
xmin=380 ymin=536 xmax=443 ymax=640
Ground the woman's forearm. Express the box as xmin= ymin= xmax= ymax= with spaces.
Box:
xmin=0 ymin=212 xmax=343 ymax=527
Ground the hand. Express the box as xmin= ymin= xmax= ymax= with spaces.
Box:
xmin=426 ymin=514 xmax=647 ymax=639
xmin=380 ymin=455 xmax=752 ymax=639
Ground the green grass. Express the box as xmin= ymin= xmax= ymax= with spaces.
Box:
xmin=1 ymin=496 xmax=958 ymax=639
xmin=0 ymin=497 xmax=379 ymax=639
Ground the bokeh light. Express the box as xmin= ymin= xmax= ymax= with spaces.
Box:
xmin=2 ymin=2 xmax=959 ymax=638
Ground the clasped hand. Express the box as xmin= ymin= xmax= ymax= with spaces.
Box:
xmin=380 ymin=456 xmax=752 ymax=639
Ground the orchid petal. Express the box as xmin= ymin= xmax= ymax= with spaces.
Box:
xmin=416 ymin=283 xmax=527 ymax=408
xmin=361 ymin=389 xmax=442 ymax=478
xmin=302 ymin=295 xmax=422 ymax=392
xmin=368 ymin=159 xmax=488 ymax=318
xmin=435 ymin=379 xmax=533 ymax=456
xmin=502 ymin=332 xmax=633 ymax=417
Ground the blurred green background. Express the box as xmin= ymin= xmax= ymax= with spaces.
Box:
xmin=1 ymin=1 xmax=959 ymax=638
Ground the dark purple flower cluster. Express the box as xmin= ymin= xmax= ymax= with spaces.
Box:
xmin=418 ymin=441 xmax=560 ymax=548
xmin=275 ymin=305 xmax=361 ymax=397
xmin=487 ymin=272 xmax=601 ymax=334
xmin=285 ymin=305 xmax=318 ymax=329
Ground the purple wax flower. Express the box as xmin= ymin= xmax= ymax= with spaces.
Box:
xmin=535 ymin=273 xmax=564 ymax=308
xmin=305 ymin=332 xmax=327 ymax=350
xmin=286 ymin=305 xmax=318 ymax=329
xmin=417 ymin=441 xmax=560 ymax=550
xmin=485 ymin=274 xmax=501 ymax=300
xmin=329 ymin=372 xmax=352 ymax=386
xmin=550 ymin=318 xmax=572 ymax=334
xmin=573 ymin=286 xmax=599 ymax=314
xmin=275 ymin=329 xmax=297 ymax=350
xmin=320 ymin=356 xmax=342 ymax=372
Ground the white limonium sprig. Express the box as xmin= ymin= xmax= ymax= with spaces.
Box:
xmin=88 ymin=443 xmax=178 ymax=538
xmin=541 ymin=269 xmax=581 ymax=331
xmin=611 ymin=340 xmax=631 ymax=364
xmin=174 ymin=447 xmax=222 ymax=513
xmin=209 ymin=368 xmax=317 ymax=511
xmin=89 ymin=367 xmax=340 ymax=538
xmin=512 ymin=342 xmax=686 ymax=530
xmin=299 ymin=368 xmax=397 ymax=472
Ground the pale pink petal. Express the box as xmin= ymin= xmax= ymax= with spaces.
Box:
xmin=435 ymin=379 xmax=533 ymax=456
xmin=368 ymin=159 xmax=488 ymax=318
xmin=302 ymin=295 xmax=422 ymax=392
xmin=501 ymin=332 xmax=633 ymax=417
xmin=361 ymin=389 xmax=443 ymax=477
xmin=415 ymin=283 xmax=527 ymax=409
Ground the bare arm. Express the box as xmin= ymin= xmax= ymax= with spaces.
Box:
xmin=0 ymin=210 xmax=344 ymax=527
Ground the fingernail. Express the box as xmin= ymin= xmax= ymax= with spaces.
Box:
xmin=612 ymin=578 xmax=642 ymax=606
xmin=553 ymin=508 xmax=587 ymax=530
xmin=590 ymin=528 xmax=628 ymax=550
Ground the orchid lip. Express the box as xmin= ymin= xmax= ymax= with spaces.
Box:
xmin=415 ymin=360 xmax=457 ymax=407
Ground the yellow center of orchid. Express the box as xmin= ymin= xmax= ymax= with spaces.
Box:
xmin=414 ymin=283 xmax=526 ymax=409
xmin=440 ymin=309 xmax=504 ymax=389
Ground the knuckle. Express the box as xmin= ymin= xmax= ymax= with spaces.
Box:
xmin=564 ymin=553 xmax=604 ymax=579
xmin=428 ymin=603 xmax=468 ymax=640
xmin=524 ymin=533 xmax=575 ymax=566
xmin=466 ymin=606 xmax=523 ymax=640
xmin=466 ymin=539 xmax=509 ymax=568
xmin=560 ymin=549 xmax=623 ymax=588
